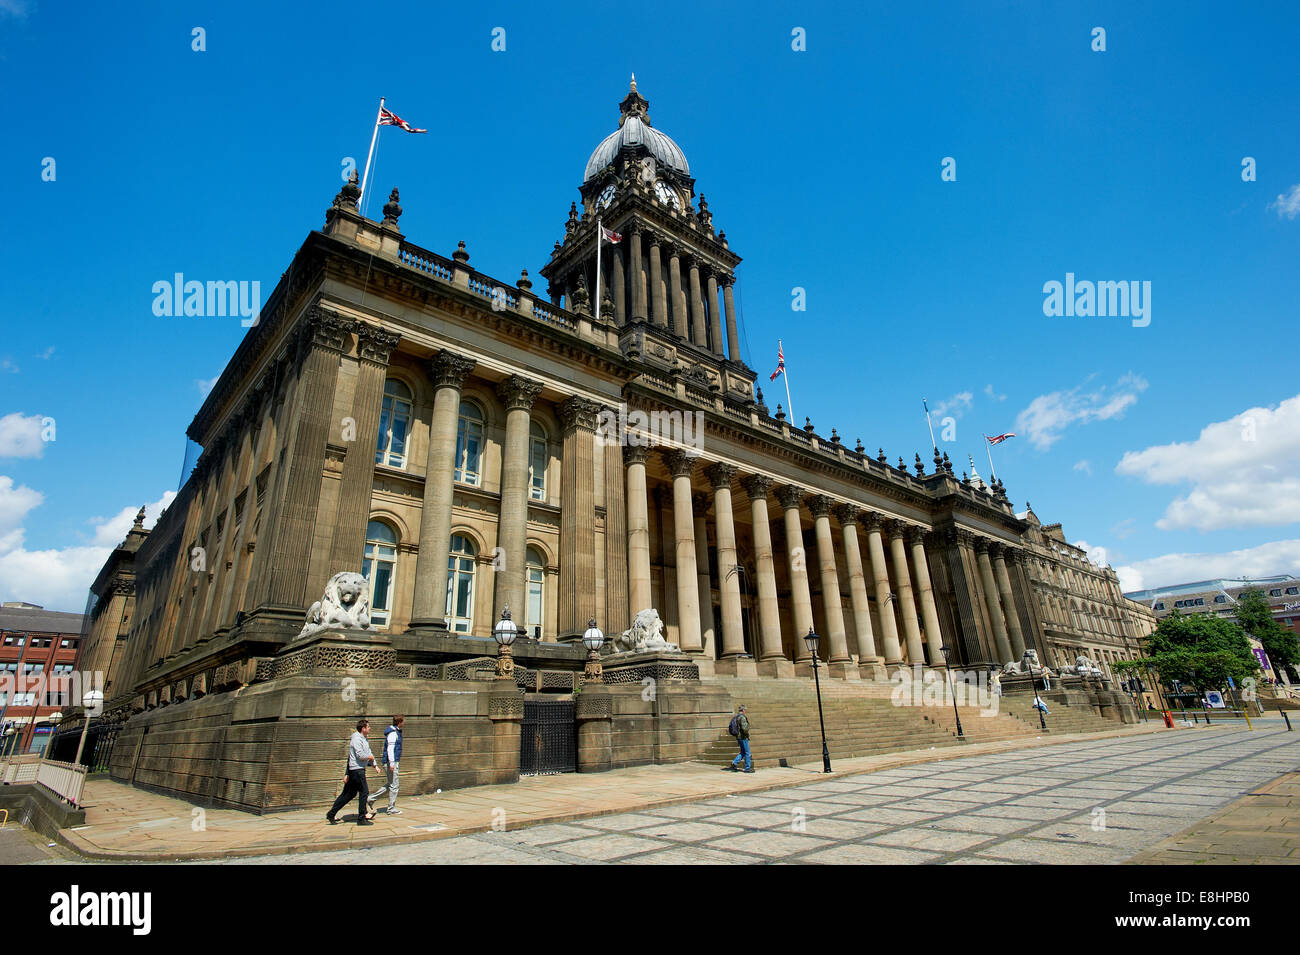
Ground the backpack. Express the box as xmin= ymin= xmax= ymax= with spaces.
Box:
xmin=727 ymin=714 xmax=741 ymax=737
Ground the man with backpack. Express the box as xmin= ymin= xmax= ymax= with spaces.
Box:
xmin=368 ymin=715 xmax=404 ymax=815
xmin=726 ymin=704 xmax=753 ymax=773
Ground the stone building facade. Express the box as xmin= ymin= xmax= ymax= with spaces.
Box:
xmin=89 ymin=80 xmax=1155 ymax=809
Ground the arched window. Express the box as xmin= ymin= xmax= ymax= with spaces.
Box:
xmin=363 ymin=520 xmax=398 ymax=627
xmin=528 ymin=422 xmax=547 ymax=501
xmin=525 ymin=546 xmax=545 ymax=637
xmin=454 ymin=401 xmax=484 ymax=486
xmin=445 ymin=534 xmax=477 ymax=634
xmin=375 ymin=380 xmax=413 ymax=468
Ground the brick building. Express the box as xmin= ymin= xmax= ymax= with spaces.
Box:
xmin=0 ymin=603 xmax=84 ymax=755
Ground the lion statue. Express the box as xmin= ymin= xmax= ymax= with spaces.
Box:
xmin=1002 ymin=648 xmax=1053 ymax=677
xmin=613 ymin=608 xmax=680 ymax=653
xmin=300 ymin=571 xmax=372 ymax=637
xmin=1064 ymin=654 xmax=1104 ymax=678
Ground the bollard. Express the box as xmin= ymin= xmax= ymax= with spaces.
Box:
xmin=1284 ymin=711 xmax=1293 ymax=732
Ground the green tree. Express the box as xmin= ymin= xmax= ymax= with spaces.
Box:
xmin=1235 ymin=589 xmax=1299 ymax=681
xmin=1142 ymin=610 xmax=1260 ymax=691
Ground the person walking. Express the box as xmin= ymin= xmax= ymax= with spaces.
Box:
xmin=326 ymin=718 xmax=378 ymax=825
xmin=727 ymin=704 xmax=753 ymax=773
xmin=368 ymin=715 xmax=404 ymax=815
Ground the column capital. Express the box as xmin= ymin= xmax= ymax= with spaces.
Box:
xmin=907 ymin=525 xmax=929 ymax=547
xmin=623 ymin=444 xmax=651 ymax=467
xmin=1003 ymin=545 xmax=1024 ymax=564
xmin=974 ymin=536 xmax=992 ymax=555
xmin=955 ymin=527 xmax=978 ymax=547
xmin=300 ymin=306 xmax=353 ymax=353
xmin=863 ymin=511 xmax=887 ymax=533
xmin=807 ymin=494 xmax=835 ymax=519
xmin=704 ymin=461 xmax=738 ymax=490
xmin=557 ymin=395 xmax=601 ymax=432
xmin=989 ymin=541 xmax=1008 ymax=559
xmin=663 ymin=241 xmax=680 ymax=259
xmin=431 ymin=350 xmax=476 ymax=390
xmin=775 ymin=484 xmax=805 ymax=512
xmin=885 ymin=518 xmax=910 ymax=538
xmin=740 ymin=473 xmax=773 ymax=500
xmin=660 ymin=448 xmax=700 ymax=478
xmin=833 ymin=503 xmax=860 ymax=526
xmin=496 ymin=374 xmax=544 ymax=412
xmin=355 ymin=323 xmax=401 ymax=365
xmin=692 ymin=492 xmax=711 ymax=518
xmin=626 ymin=220 xmax=643 ymax=237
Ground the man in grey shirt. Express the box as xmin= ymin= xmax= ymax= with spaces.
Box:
xmin=326 ymin=718 xmax=378 ymax=825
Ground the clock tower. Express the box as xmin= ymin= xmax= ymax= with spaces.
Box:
xmin=540 ymin=76 xmax=755 ymax=404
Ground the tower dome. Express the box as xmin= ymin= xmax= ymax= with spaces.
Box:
xmin=582 ymin=75 xmax=690 ymax=184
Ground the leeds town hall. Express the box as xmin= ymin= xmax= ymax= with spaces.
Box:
xmin=67 ymin=81 xmax=1158 ymax=811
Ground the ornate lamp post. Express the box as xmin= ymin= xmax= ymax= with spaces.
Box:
xmin=940 ymin=645 xmax=965 ymax=739
xmin=803 ymin=627 xmax=832 ymax=773
xmin=493 ymin=606 xmax=518 ymax=681
xmin=1029 ymin=656 xmax=1047 ymax=730
xmin=73 ymin=689 xmax=103 ymax=767
xmin=582 ymin=618 xmax=605 ymax=684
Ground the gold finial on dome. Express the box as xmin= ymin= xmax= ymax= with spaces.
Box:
xmin=630 ymin=72 xmax=637 ymax=93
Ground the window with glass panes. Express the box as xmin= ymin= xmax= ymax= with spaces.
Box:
xmin=525 ymin=547 xmax=545 ymax=637
xmin=454 ymin=402 xmax=484 ymax=485
xmin=445 ymin=534 xmax=477 ymax=633
xmin=363 ymin=520 xmax=398 ymax=628
xmin=528 ymin=422 xmax=547 ymax=501
xmin=375 ymin=380 xmax=413 ymax=468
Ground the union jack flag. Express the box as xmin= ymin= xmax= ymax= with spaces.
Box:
xmin=770 ymin=341 xmax=786 ymax=382
xmin=379 ymin=107 xmax=426 ymax=134
xmin=601 ymin=226 xmax=622 ymax=244
xmin=985 ymin=432 xmax=1016 ymax=445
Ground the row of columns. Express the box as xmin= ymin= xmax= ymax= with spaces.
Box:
xmin=622 ymin=449 xmax=952 ymax=675
xmin=612 ymin=224 xmax=741 ymax=361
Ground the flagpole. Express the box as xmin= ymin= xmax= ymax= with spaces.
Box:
xmin=779 ymin=339 xmax=794 ymax=420
xmin=359 ymin=96 xmax=384 ymax=219
xmin=595 ymin=217 xmax=602 ymax=325
xmin=984 ymin=435 xmax=997 ymax=483
xmin=923 ymin=398 xmax=937 ymax=452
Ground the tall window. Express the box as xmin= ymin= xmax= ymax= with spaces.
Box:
xmin=363 ymin=520 xmax=398 ymax=628
xmin=528 ymin=422 xmax=548 ymax=501
xmin=446 ymin=534 xmax=477 ymax=633
xmin=525 ymin=547 xmax=545 ymax=637
xmin=375 ymin=379 xmax=413 ymax=468
xmin=454 ymin=401 xmax=484 ymax=486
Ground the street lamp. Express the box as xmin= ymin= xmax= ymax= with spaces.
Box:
xmin=492 ymin=606 xmax=518 ymax=681
xmin=73 ymin=689 xmax=103 ymax=768
xmin=940 ymin=645 xmax=965 ymax=739
xmin=803 ymin=628 xmax=832 ymax=773
xmin=582 ymin=618 xmax=605 ymax=684
xmin=1029 ymin=656 xmax=1047 ymax=731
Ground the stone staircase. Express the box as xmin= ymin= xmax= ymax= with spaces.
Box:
xmin=994 ymin=693 xmax=1122 ymax=736
xmin=696 ymin=677 xmax=1055 ymax=769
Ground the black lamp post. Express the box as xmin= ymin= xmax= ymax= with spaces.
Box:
xmin=940 ymin=645 xmax=964 ymax=739
xmin=1030 ymin=656 xmax=1047 ymax=730
xmin=803 ymin=627 xmax=832 ymax=773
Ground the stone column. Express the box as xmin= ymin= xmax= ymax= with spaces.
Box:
xmin=410 ymin=350 xmax=476 ymax=628
xmin=692 ymin=493 xmax=717 ymax=660
xmin=809 ymin=495 xmax=856 ymax=678
xmin=993 ymin=544 xmax=1027 ymax=658
xmin=742 ymin=474 xmax=791 ymax=677
xmin=706 ymin=271 xmax=724 ymax=357
xmin=687 ymin=256 xmax=707 ymax=348
xmin=888 ymin=521 xmax=926 ymax=666
xmin=603 ymin=423 xmax=630 ymax=636
xmin=777 ymin=484 xmax=815 ymax=665
xmin=722 ymin=278 xmax=741 ymax=362
xmin=976 ymin=538 xmax=1014 ymax=664
xmin=558 ymin=396 xmax=600 ymax=639
xmin=494 ymin=375 xmax=543 ymax=624
xmin=865 ymin=513 xmax=905 ymax=668
xmin=624 ymin=445 xmax=652 ymax=618
xmin=706 ymin=463 xmax=747 ymax=668
xmin=667 ymin=245 xmax=686 ymax=338
xmin=328 ymin=324 xmax=400 ymax=573
xmin=834 ymin=505 xmax=884 ymax=678
xmin=266 ymin=309 xmax=350 ymax=613
xmin=610 ymin=245 xmax=626 ymax=326
xmin=648 ymin=234 xmax=667 ymax=328
xmin=629 ymin=225 xmax=646 ymax=322
xmin=909 ymin=528 xmax=946 ymax=667
xmin=662 ymin=450 xmax=702 ymax=654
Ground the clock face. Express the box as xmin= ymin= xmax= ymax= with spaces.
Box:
xmin=654 ymin=180 xmax=680 ymax=210
xmin=597 ymin=184 xmax=616 ymax=209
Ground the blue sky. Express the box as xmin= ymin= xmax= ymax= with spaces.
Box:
xmin=2 ymin=0 xmax=1299 ymax=611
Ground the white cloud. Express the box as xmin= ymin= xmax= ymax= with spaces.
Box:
xmin=0 ymin=413 xmax=47 ymax=458
xmin=1110 ymin=517 xmax=1136 ymax=540
xmin=196 ymin=376 xmax=220 ymax=398
xmin=1074 ymin=539 xmax=1109 ymax=568
xmin=1116 ymin=394 xmax=1300 ymax=531
xmin=38 ymin=346 xmax=55 ymax=360
xmin=1116 ymin=538 xmax=1300 ymax=594
xmin=1073 ymin=459 xmax=1092 ymax=475
xmin=0 ymin=358 xmax=18 ymax=374
xmin=931 ymin=391 xmax=973 ymax=419
xmin=1270 ymin=184 xmax=1300 ymax=220
xmin=984 ymin=384 xmax=1006 ymax=402
xmin=0 ymin=481 xmax=174 ymax=612
xmin=1015 ymin=373 xmax=1148 ymax=450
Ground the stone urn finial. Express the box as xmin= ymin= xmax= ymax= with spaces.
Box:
xmin=517 ymin=268 xmax=532 ymax=291
xmin=452 ymin=240 xmax=470 ymax=264
xmin=382 ymin=188 xmax=403 ymax=227
xmin=332 ymin=169 xmax=361 ymax=210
